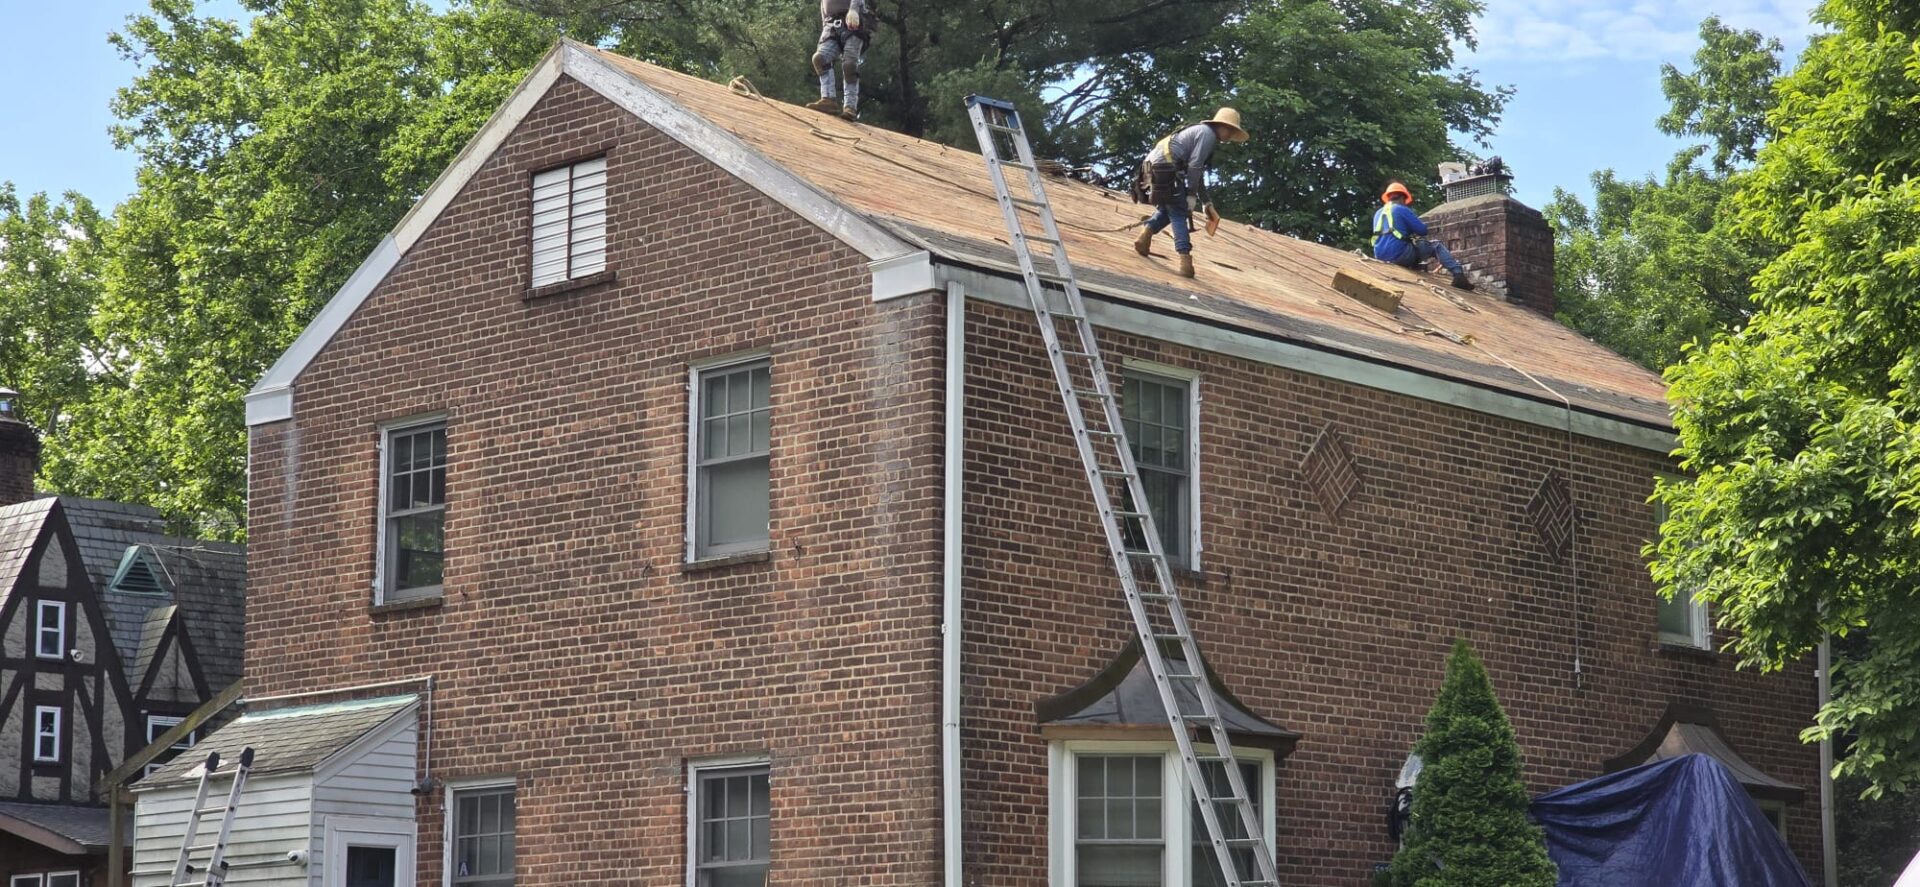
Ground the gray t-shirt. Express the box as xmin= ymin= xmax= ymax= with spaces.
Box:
xmin=822 ymin=0 xmax=874 ymax=25
xmin=1149 ymin=123 xmax=1219 ymax=202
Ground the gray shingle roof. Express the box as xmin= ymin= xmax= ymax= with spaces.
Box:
xmin=138 ymin=696 xmax=418 ymax=789
xmin=0 ymin=498 xmax=56 ymax=605
xmin=60 ymin=497 xmax=246 ymax=692
xmin=0 ymin=800 xmax=121 ymax=851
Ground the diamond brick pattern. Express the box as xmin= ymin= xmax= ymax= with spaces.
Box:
xmin=1528 ymin=468 xmax=1574 ymax=562
xmin=1301 ymin=424 xmax=1362 ymax=518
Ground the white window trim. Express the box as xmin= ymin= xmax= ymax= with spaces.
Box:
xmin=1757 ymin=799 xmax=1787 ymax=840
xmin=323 ymin=815 xmax=416 ymax=887
xmin=685 ymin=352 xmax=773 ymax=563
xmin=685 ymin=754 xmax=772 ymax=887
xmin=34 ymin=600 xmax=66 ymax=660
xmin=32 ymin=705 xmax=62 ymax=763
xmin=442 ymin=777 xmax=517 ymax=887
xmin=43 ymin=874 xmax=78 ymax=887
xmin=1652 ymin=475 xmax=1710 ymax=649
xmin=374 ymin=413 xmax=449 ymax=605
xmin=12 ymin=875 xmax=43 ymax=887
xmin=1122 ymin=359 xmax=1203 ymax=571
xmin=1047 ymin=739 xmax=1275 ymax=887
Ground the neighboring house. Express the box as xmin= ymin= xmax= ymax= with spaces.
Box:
xmin=135 ymin=41 xmax=1821 ymax=886
xmin=0 ymin=400 xmax=246 ymax=887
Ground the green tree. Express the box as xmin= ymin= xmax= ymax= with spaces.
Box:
xmin=72 ymin=0 xmax=561 ymax=536
xmin=1387 ymin=640 xmax=1556 ymax=887
xmin=1546 ymin=17 xmax=1781 ymax=370
xmin=1650 ymin=0 xmax=1920 ymax=796
xmin=1084 ymin=0 xmax=1508 ymax=245
xmin=0 ymin=187 xmax=109 ymax=464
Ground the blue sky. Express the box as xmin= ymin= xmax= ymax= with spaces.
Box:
xmin=1 ymin=0 xmax=1820 ymax=213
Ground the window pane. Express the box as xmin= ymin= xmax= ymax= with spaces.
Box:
xmin=704 ymin=868 xmax=768 ymax=887
xmin=702 ymin=458 xmax=770 ymax=551
xmin=1075 ymin=844 xmax=1162 ymax=887
xmin=749 ymin=366 xmax=769 ymax=409
xmin=48 ymin=877 xmax=78 ymax=887
xmin=1657 ymin=587 xmax=1694 ymax=637
xmin=392 ymin=510 xmax=445 ymax=590
xmin=705 ymin=374 xmax=730 ymax=418
xmin=727 ymin=414 xmax=751 ymax=458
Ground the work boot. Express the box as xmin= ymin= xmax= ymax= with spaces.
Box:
xmin=1178 ymin=254 xmax=1195 ymax=278
xmin=806 ymin=96 xmax=840 ymax=113
xmin=1450 ymin=272 xmax=1475 ymax=291
xmin=1133 ymin=227 xmax=1154 ymax=257
xmin=839 ymin=106 xmax=859 ymax=121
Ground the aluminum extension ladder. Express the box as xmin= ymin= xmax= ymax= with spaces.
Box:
xmin=964 ymin=96 xmax=1281 ymax=887
xmin=170 ymin=747 xmax=254 ymax=887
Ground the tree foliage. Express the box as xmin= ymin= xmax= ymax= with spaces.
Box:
xmin=1547 ymin=17 xmax=1780 ymax=370
xmin=0 ymin=187 xmax=109 ymax=467
xmin=1386 ymin=640 xmax=1556 ymax=887
xmin=1651 ymin=0 xmax=1920 ymax=796
xmin=52 ymin=0 xmax=562 ymax=536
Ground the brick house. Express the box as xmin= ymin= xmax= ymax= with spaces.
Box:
xmin=0 ymin=395 xmax=246 ymax=887
xmin=134 ymin=41 xmax=1819 ymax=886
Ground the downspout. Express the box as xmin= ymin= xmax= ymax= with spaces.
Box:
xmin=1818 ymin=637 xmax=1837 ymax=887
xmin=942 ymin=280 xmax=967 ymax=887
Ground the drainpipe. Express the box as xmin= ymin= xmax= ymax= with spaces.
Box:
xmin=942 ymin=280 xmax=967 ymax=887
xmin=1818 ymin=637 xmax=1837 ymax=887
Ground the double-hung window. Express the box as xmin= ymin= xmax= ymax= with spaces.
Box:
xmin=380 ymin=420 xmax=447 ymax=602
xmin=34 ymin=600 xmax=65 ymax=659
xmin=691 ymin=359 xmax=771 ymax=560
xmin=530 ymin=157 xmax=608 ymax=288
xmin=690 ymin=762 xmax=770 ymax=886
xmin=144 ymin=715 xmax=195 ymax=776
xmin=12 ymin=876 xmax=77 ymax=887
xmin=33 ymin=705 xmax=61 ymax=763
xmin=450 ymin=784 xmax=516 ymax=887
xmin=1122 ymin=369 xmax=1198 ymax=569
xmin=1055 ymin=743 xmax=1273 ymax=886
xmin=1652 ymin=482 xmax=1709 ymax=649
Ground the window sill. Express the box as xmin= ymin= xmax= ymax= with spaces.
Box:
xmin=525 ymin=269 xmax=617 ymax=301
xmin=682 ymin=550 xmax=773 ymax=573
xmin=370 ymin=596 xmax=445 ymax=617
xmin=1655 ymin=641 xmax=1717 ymax=662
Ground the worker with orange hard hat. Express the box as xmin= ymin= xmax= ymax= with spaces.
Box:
xmin=1372 ymin=181 xmax=1473 ymax=291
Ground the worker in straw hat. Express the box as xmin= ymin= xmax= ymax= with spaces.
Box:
xmin=1131 ymin=107 xmax=1249 ymax=278
xmin=1372 ymin=181 xmax=1474 ymax=291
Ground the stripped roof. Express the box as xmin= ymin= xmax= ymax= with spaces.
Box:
xmin=586 ymin=48 xmax=1671 ymax=429
xmin=138 ymin=695 xmax=417 ymax=789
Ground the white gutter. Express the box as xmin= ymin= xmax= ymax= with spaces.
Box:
xmin=1818 ymin=637 xmax=1837 ymax=887
xmin=942 ymin=280 xmax=966 ymax=886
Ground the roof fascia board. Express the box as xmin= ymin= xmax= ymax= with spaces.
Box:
xmin=871 ymin=250 xmax=938 ymax=301
xmin=557 ymin=43 xmax=911 ymax=262
xmin=0 ymin=812 xmax=90 ymax=855
xmin=937 ymin=263 xmax=1677 ymax=453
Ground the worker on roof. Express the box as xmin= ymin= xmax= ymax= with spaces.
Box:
xmin=806 ymin=0 xmax=875 ymax=121
xmin=1131 ymin=108 xmax=1249 ymax=279
xmin=1373 ymin=182 xmax=1474 ymax=291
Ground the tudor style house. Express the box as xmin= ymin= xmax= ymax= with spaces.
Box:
xmin=133 ymin=41 xmax=1821 ymax=886
xmin=0 ymin=395 xmax=246 ymax=886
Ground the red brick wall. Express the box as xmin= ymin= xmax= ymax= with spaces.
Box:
xmin=1425 ymin=195 xmax=1557 ymax=317
xmin=956 ymin=297 xmax=1820 ymax=883
xmin=245 ymin=76 xmax=946 ymax=884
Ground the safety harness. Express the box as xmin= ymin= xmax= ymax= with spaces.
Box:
xmin=1374 ymin=205 xmax=1407 ymax=241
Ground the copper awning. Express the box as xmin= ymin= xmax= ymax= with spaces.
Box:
xmin=1035 ymin=639 xmax=1300 ymax=755
xmin=1604 ymin=702 xmax=1804 ymax=804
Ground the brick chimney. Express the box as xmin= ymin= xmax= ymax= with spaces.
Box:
xmin=0 ymin=388 xmax=41 ymax=507
xmin=1421 ymin=166 xmax=1555 ymax=317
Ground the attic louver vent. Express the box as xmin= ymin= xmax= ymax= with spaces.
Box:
xmin=111 ymin=547 xmax=168 ymax=596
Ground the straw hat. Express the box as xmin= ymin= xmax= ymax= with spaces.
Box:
xmin=1207 ymin=107 xmax=1249 ymax=142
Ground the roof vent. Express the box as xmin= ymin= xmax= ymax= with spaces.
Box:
xmin=111 ymin=547 xmax=170 ymax=596
xmin=1439 ymin=157 xmax=1511 ymax=203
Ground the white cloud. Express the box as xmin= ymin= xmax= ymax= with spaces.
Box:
xmin=1465 ymin=0 xmax=1820 ymax=63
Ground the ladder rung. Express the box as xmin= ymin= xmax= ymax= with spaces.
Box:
xmin=1061 ymin=350 xmax=1100 ymax=361
xmin=983 ymin=122 xmax=1023 ymax=135
xmin=1153 ymin=632 xmax=1191 ymax=644
xmin=1071 ymin=388 xmax=1110 ymax=401
xmin=1009 ymin=196 xmax=1046 ymax=208
xmin=996 ymin=160 xmax=1036 ymax=172
xmin=1045 ymin=310 xmax=1085 ymax=321
xmin=1110 ymin=510 xmax=1150 ymax=520
xmin=1124 ymin=547 xmax=1162 ymax=556
xmin=1018 ymin=234 xmax=1062 ymax=246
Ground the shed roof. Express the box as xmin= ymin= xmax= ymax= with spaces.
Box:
xmin=138 ymin=695 xmax=417 ymax=789
xmin=585 ymin=47 xmax=1670 ymax=430
xmin=1036 ymin=639 xmax=1300 ymax=754
xmin=1604 ymin=702 xmax=1804 ymax=804
xmin=0 ymin=801 xmax=120 ymax=854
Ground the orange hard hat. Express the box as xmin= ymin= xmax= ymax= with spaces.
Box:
xmin=1382 ymin=182 xmax=1413 ymax=204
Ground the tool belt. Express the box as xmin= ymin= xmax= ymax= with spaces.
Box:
xmin=1132 ymin=159 xmax=1185 ymax=206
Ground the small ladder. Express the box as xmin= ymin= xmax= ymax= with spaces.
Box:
xmin=170 ymin=747 xmax=253 ymax=887
xmin=964 ymin=96 xmax=1281 ymax=887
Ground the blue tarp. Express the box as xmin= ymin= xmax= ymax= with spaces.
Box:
xmin=1530 ymin=754 xmax=1811 ymax=887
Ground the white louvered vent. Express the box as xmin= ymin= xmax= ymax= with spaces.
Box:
xmin=531 ymin=156 xmax=609 ymax=287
